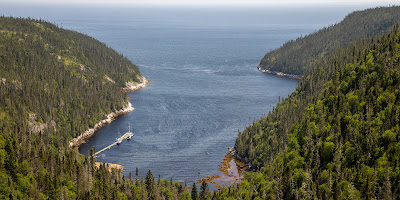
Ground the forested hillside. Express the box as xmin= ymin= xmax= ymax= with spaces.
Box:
xmin=0 ymin=17 xmax=192 ymax=199
xmin=3 ymin=9 xmax=400 ymax=199
xmin=230 ymin=25 xmax=400 ymax=199
xmin=259 ymin=6 xmax=400 ymax=75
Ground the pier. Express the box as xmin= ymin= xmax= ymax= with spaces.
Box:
xmin=93 ymin=132 xmax=132 ymax=156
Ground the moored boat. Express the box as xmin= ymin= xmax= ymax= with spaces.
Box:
xmin=116 ymin=128 xmax=122 ymax=144
xmin=126 ymin=123 xmax=133 ymax=140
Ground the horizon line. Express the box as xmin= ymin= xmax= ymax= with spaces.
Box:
xmin=2 ymin=0 xmax=399 ymax=7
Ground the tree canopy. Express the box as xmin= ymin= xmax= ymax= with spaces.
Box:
xmin=259 ymin=6 xmax=400 ymax=75
xmin=231 ymin=23 xmax=400 ymax=199
xmin=0 ymin=16 xmax=190 ymax=199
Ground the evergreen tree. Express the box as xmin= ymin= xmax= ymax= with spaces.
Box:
xmin=145 ymin=170 xmax=156 ymax=200
xmin=136 ymin=167 xmax=139 ymax=186
xmin=191 ymin=182 xmax=199 ymax=200
xmin=199 ymin=181 xmax=209 ymax=200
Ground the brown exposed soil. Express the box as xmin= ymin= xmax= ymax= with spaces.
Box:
xmin=95 ymin=162 xmax=124 ymax=173
xmin=198 ymin=149 xmax=248 ymax=190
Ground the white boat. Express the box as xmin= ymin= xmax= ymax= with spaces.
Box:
xmin=116 ymin=128 xmax=122 ymax=145
xmin=116 ymin=138 xmax=122 ymax=145
xmin=126 ymin=123 xmax=133 ymax=140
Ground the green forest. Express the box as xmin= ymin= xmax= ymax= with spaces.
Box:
xmin=2 ymin=5 xmax=400 ymax=200
xmin=233 ymin=20 xmax=400 ymax=200
xmin=0 ymin=17 xmax=196 ymax=199
xmin=259 ymin=6 xmax=400 ymax=75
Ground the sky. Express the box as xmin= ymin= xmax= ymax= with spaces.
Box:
xmin=3 ymin=0 xmax=399 ymax=6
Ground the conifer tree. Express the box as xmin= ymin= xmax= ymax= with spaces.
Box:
xmin=199 ymin=181 xmax=209 ymax=200
xmin=191 ymin=182 xmax=199 ymax=200
xmin=145 ymin=170 xmax=156 ymax=200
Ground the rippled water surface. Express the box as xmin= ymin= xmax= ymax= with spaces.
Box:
xmin=1 ymin=4 xmax=357 ymax=183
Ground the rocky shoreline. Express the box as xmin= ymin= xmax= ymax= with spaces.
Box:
xmin=198 ymin=148 xmax=249 ymax=190
xmin=227 ymin=147 xmax=253 ymax=171
xmin=123 ymin=77 xmax=150 ymax=92
xmin=69 ymin=76 xmax=149 ymax=149
xmin=258 ymin=66 xmax=303 ymax=80
xmin=69 ymin=102 xmax=135 ymax=148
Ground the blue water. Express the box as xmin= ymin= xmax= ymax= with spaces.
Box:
xmin=1 ymin=4 xmax=362 ymax=183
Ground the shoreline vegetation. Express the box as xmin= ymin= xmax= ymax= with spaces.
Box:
xmin=69 ymin=77 xmax=149 ymax=149
xmin=258 ymin=66 xmax=303 ymax=80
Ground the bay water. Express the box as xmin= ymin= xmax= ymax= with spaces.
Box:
xmin=1 ymin=4 xmax=359 ymax=184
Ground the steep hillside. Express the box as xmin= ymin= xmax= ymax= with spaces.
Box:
xmin=0 ymin=17 xmax=190 ymax=199
xmin=230 ymin=25 xmax=400 ymax=199
xmin=259 ymin=6 xmax=400 ymax=75
xmin=0 ymin=17 xmax=144 ymax=141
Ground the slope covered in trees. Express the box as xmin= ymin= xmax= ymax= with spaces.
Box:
xmin=0 ymin=17 xmax=195 ymax=199
xmin=4 ymin=9 xmax=400 ymax=199
xmin=259 ymin=6 xmax=400 ymax=75
xmin=230 ymin=24 xmax=400 ymax=199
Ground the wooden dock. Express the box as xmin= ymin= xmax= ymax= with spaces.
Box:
xmin=93 ymin=132 xmax=132 ymax=156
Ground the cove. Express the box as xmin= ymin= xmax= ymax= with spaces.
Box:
xmin=3 ymin=5 xmax=354 ymax=185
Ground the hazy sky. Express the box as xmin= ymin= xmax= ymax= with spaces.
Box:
xmin=4 ymin=0 xmax=399 ymax=6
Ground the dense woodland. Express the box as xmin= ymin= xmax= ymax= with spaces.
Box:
xmin=259 ymin=6 xmax=400 ymax=75
xmin=0 ymin=17 xmax=198 ymax=199
xmin=2 ymin=7 xmax=400 ymax=200
xmin=232 ymin=23 xmax=400 ymax=199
